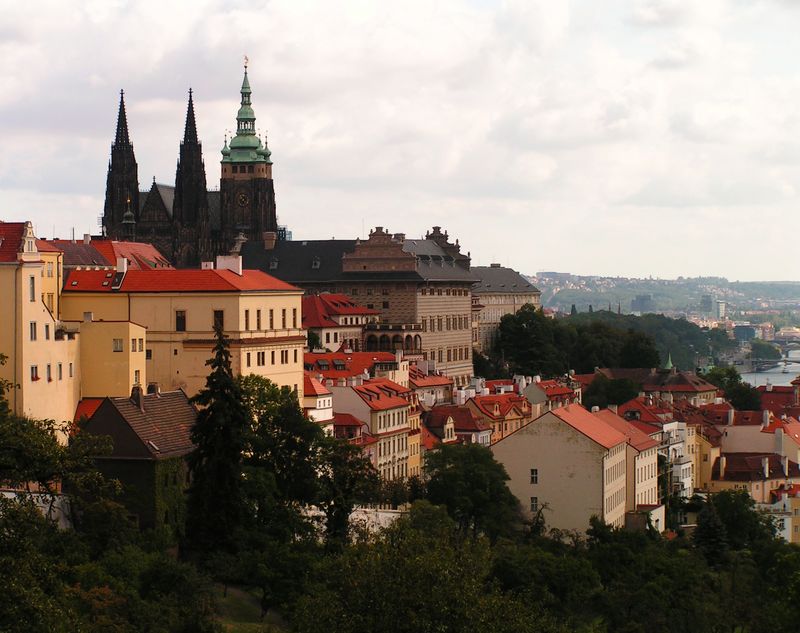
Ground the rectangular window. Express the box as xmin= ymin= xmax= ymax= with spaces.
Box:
xmin=30 ymin=365 xmax=39 ymax=381
xmin=46 ymin=262 xmax=53 ymax=278
xmin=146 ymin=349 xmax=152 ymax=360
xmin=46 ymin=293 xmax=54 ymax=311
xmin=29 ymin=322 xmax=37 ymax=341
xmin=281 ymin=309 xmax=287 ymax=329
xmin=256 ymin=309 xmax=262 ymax=330
xmin=138 ymin=338 xmax=143 ymax=352
xmin=530 ymin=468 xmax=538 ymax=484
xmin=134 ymin=369 xmax=140 ymax=384
xmin=269 ymin=309 xmax=274 ymax=329
xmin=175 ymin=310 xmax=186 ymax=332
xmin=271 ymin=350 xmax=275 ymax=365
xmin=46 ymin=364 xmax=52 ymax=382
xmin=245 ymin=309 xmax=250 ymax=330
xmin=293 ymin=349 xmax=298 ymax=363
xmin=530 ymin=497 xmax=538 ymax=513
xmin=382 ymin=301 xmax=389 ymax=309
xmin=44 ymin=324 xmax=50 ymax=340
xmin=68 ymin=363 xmax=73 ymax=378
xmin=29 ymin=276 xmax=35 ymax=302
xmin=213 ymin=310 xmax=224 ymax=330
xmin=246 ymin=352 xmax=251 ymax=367
xmin=112 ymin=338 xmax=123 ymax=352
xmin=292 ymin=308 xmax=297 ymax=328
xmin=57 ymin=363 xmax=63 ymax=380
xmin=131 ymin=338 xmax=136 ymax=351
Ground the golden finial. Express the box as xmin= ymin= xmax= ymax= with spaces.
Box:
xmin=244 ymin=55 xmax=249 ymax=70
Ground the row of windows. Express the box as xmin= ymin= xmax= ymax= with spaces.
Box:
xmin=636 ymin=461 xmax=657 ymax=484
xmin=605 ymin=487 xmax=625 ymax=515
xmin=420 ymin=287 xmax=470 ymax=297
xmin=605 ymin=458 xmax=625 ymax=484
xmin=378 ymin=409 xmax=407 ymax=430
xmin=230 ymin=164 xmax=255 ymax=173
xmin=380 ymin=462 xmax=407 ymax=480
xmin=30 ymin=362 xmax=73 ymax=382
xmin=243 ymin=308 xmax=297 ymax=331
xmin=245 ymin=348 xmax=298 ymax=368
xmin=378 ymin=434 xmax=408 ymax=458
xmin=422 ymin=314 xmax=470 ymax=332
xmin=112 ymin=338 xmax=145 ymax=353
xmin=425 ymin=347 xmax=471 ymax=364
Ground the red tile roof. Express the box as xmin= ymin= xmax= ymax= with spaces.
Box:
xmin=409 ymin=364 xmax=453 ymax=389
xmin=64 ymin=268 xmax=299 ymax=293
xmin=424 ymin=405 xmax=490 ymax=434
xmin=352 ymin=379 xmax=409 ymax=411
xmin=537 ymin=379 xmax=575 ymax=398
xmin=712 ymin=452 xmax=800 ymax=482
xmin=551 ymin=404 xmax=628 ymax=449
xmin=470 ymin=393 xmax=529 ymax=420
xmin=74 ymin=398 xmax=104 ymax=422
xmin=332 ymin=412 xmax=364 ymax=428
xmin=90 ymin=240 xmax=172 ymax=270
xmin=594 ymin=409 xmax=659 ymax=452
xmin=304 ymin=351 xmax=398 ymax=380
xmin=304 ymin=372 xmax=331 ymax=397
xmin=0 ymin=222 xmax=26 ymax=262
xmin=34 ymin=238 xmax=61 ymax=253
xmin=302 ymin=293 xmax=378 ymax=329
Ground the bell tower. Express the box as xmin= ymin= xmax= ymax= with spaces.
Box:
xmin=219 ymin=60 xmax=277 ymax=251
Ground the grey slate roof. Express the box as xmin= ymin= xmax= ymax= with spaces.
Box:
xmin=154 ymin=184 xmax=175 ymax=217
xmin=242 ymin=237 xmax=478 ymax=285
xmin=472 ymin=265 xmax=540 ymax=294
xmin=54 ymin=242 xmax=113 ymax=267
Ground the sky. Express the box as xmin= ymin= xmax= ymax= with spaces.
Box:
xmin=2 ymin=0 xmax=800 ymax=281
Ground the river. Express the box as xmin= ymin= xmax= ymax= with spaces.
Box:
xmin=740 ymin=349 xmax=800 ymax=387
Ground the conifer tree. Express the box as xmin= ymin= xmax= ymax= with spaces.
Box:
xmin=694 ymin=500 xmax=729 ymax=568
xmin=185 ymin=325 xmax=249 ymax=557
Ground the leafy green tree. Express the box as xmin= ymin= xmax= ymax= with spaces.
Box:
xmin=497 ymin=305 xmax=570 ymax=376
xmin=185 ymin=325 xmax=250 ymax=557
xmin=316 ymin=437 xmax=380 ymax=546
xmin=711 ymin=489 xmax=775 ymax=550
xmin=693 ymin=501 xmax=729 ymax=567
xmin=704 ymin=366 xmax=741 ymax=392
xmin=619 ymin=330 xmax=660 ymax=368
xmin=726 ymin=382 xmax=761 ymax=411
xmin=750 ymin=339 xmax=781 ymax=361
xmin=582 ymin=375 xmax=640 ymax=410
xmin=307 ymin=330 xmax=322 ymax=350
xmin=425 ymin=444 xmax=520 ymax=541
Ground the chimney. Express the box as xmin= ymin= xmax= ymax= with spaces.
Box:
xmin=131 ymin=385 xmax=145 ymax=412
xmin=763 ymin=456 xmax=770 ymax=479
xmin=490 ymin=263 xmax=501 ymax=268
xmin=766 ymin=382 xmax=773 ymax=392
xmin=783 ymin=455 xmax=790 ymax=478
xmin=201 ymin=261 xmax=214 ymax=270
xmin=116 ymin=256 xmax=128 ymax=273
xmin=720 ymin=455 xmax=727 ymax=479
xmin=762 ymin=409 xmax=771 ymax=428
xmin=591 ymin=406 xmax=600 ymax=413
xmin=609 ymin=404 xmax=618 ymax=413
xmin=83 ymin=233 xmax=91 ymax=245
xmin=215 ymin=255 xmax=243 ymax=275
xmin=337 ymin=378 xmax=346 ymax=387
xmin=775 ymin=427 xmax=785 ymax=456
xmin=262 ymin=231 xmax=277 ymax=250
xmin=727 ymin=409 xmax=734 ymax=426
xmin=146 ymin=382 xmax=160 ymax=396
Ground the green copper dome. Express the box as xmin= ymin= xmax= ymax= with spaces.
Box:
xmin=222 ymin=65 xmax=270 ymax=164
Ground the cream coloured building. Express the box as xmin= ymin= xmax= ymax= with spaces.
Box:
xmin=491 ymin=404 xmax=628 ymax=532
xmin=61 ymin=255 xmax=305 ymax=399
xmin=0 ymin=222 xmax=81 ymax=434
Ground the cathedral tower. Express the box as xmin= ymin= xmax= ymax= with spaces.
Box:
xmin=219 ymin=63 xmax=276 ymax=249
xmin=173 ymin=89 xmax=210 ymax=265
xmin=103 ymin=91 xmax=140 ymax=238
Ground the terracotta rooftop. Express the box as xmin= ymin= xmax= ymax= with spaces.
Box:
xmin=409 ymin=364 xmax=453 ymax=389
xmin=0 ymin=222 xmax=27 ymax=262
xmin=594 ymin=409 xmax=659 ymax=452
xmin=423 ymin=405 xmax=490 ymax=434
xmin=352 ymin=379 xmax=410 ymax=411
xmin=470 ymin=393 xmax=529 ymax=420
xmin=712 ymin=452 xmax=800 ymax=482
xmin=303 ymin=372 xmax=331 ymax=397
xmin=305 ymin=351 xmax=398 ymax=380
xmin=64 ymin=268 xmax=299 ymax=293
xmin=550 ymin=404 xmax=628 ymax=450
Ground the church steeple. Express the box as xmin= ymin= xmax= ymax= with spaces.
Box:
xmin=173 ymin=88 xmax=209 ymax=263
xmin=224 ymin=61 xmax=269 ymax=164
xmin=115 ymin=90 xmax=131 ymax=146
xmin=103 ymin=89 xmax=139 ymax=239
xmin=183 ymin=88 xmax=198 ymax=144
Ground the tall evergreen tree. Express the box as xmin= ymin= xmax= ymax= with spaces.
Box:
xmin=185 ymin=325 xmax=250 ymax=556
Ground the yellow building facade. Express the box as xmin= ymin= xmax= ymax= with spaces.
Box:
xmin=0 ymin=222 xmax=80 ymax=437
xmin=61 ymin=257 xmax=306 ymax=399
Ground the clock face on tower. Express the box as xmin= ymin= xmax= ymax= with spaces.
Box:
xmin=237 ymin=191 xmax=250 ymax=207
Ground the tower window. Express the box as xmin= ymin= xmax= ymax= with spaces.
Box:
xmin=248 ymin=165 xmax=254 ymax=173
xmin=232 ymin=165 xmax=238 ymax=174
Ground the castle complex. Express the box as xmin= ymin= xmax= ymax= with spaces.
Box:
xmin=102 ymin=65 xmax=278 ymax=267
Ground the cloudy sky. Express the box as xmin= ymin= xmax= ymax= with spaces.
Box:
xmin=2 ymin=0 xmax=799 ymax=280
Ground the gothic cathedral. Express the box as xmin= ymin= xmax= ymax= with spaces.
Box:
xmin=101 ymin=65 xmax=279 ymax=267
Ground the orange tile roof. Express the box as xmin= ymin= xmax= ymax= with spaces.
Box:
xmin=409 ymin=364 xmax=453 ymax=388
xmin=424 ymin=405 xmax=490 ymax=433
xmin=34 ymin=238 xmax=61 ymax=253
xmin=352 ymin=379 xmax=409 ymax=411
xmin=90 ymin=240 xmax=172 ymax=270
xmin=538 ymin=380 xmax=575 ymax=398
xmin=551 ymin=404 xmax=628 ymax=449
xmin=64 ymin=268 xmax=299 ymax=293
xmin=303 ymin=371 xmax=331 ymax=397
xmin=594 ymin=409 xmax=659 ymax=452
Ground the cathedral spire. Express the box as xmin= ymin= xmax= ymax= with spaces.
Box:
xmin=183 ymin=88 xmax=198 ymax=144
xmin=115 ymin=90 xmax=131 ymax=147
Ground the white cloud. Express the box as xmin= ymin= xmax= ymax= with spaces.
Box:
xmin=1 ymin=0 xmax=800 ymax=280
